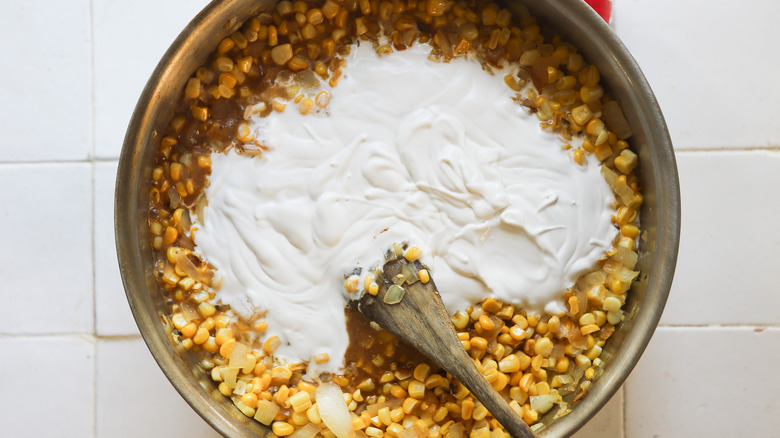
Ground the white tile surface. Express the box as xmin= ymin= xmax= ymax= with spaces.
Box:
xmin=0 ymin=336 xmax=94 ymax=438
xmin=614 ymin=0 xmax=780 ymax=149
xmin=661 ymin=150 xmax=780 ymax=326
xmin=574 ymin=389 xmax=624 ymax=438
xmin=0 ymin=163 xmax=93 ymax=334
xmin=96 ymin=338 xmax=221 ymax=438
xmin=625 ymin=327 xmax=780 ymax=436
xmin=0 ymin=0 xmax=92 ymax=162
xmin=92 ymin=0 xmax=211 ymax=159
xmin=95 ymin=161 xmax=139 ymax=336
xmin=1 ymin=0 xmax=779 ymax=437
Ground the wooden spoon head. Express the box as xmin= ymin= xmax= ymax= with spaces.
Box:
xmin=356 ymin=257 xmax=456 ymax=358
xmin=356 ymin=257 xmax=536 ymax=437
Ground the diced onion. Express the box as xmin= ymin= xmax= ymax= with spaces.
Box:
xmin=178 ymin=208 xmax=192 ymax=231
xmin=576 ymin=271 xmax=606 ymax=291
xmin=445 ymin=423 xmax=464 ymax=438
xmin=315 ymin=382 xmax=354 ymax=438
xmin=167 ymin=186 xmax=181 ymax=209
xmin=550 ymin=342 xmax=565 ymax=358
xmin=173 ymin=251 xmax=206 ymax=283
xmin=384 ymin=285 xmax=406 ymax=304
xmin=400 ymin=263 xmax=419 ymax=284
xmin=530 ymin=394 xmax=558 ymax=414
xmin=600 ymin=166 xmax=618 ymax=191
xmin=400 ymin=424 xmax=427 ymax=438
xmin=289 ymin=423 xmax=322 ymax=438
xmin=219 ymin=367 xmax=239 ymax=388
xmin=603 ymin=260 xmax=639 ymax=282
xmin=610 ymin=246 xmax=638 ymax=269
xmin=181 ymin=301 xmax=200 ymax=321
xmin=602 ymin=101 xmax=632 ymax=140
xmin=229 ymin=342 xmax=249 ymax=369
xmin=364 ymin=398 xmax=404 ymax=415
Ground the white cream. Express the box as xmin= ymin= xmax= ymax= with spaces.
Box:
xmin=192 ymin=43 xmax=617 ymax=374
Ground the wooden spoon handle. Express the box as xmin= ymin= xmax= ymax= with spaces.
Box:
xmin=358 ymin=261 xmax=535 ymax=438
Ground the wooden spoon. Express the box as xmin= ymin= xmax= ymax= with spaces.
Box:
xmin=357 ymin=257 xmax=536 ymax=438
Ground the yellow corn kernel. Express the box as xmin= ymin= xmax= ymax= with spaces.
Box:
xmin=185 ymin=78 xmax=201 ymax=99
xmin=241 ymin=392 xmax=259 ymax=409
xmin=572 ymin=149 xmax=585 ymax=166
xmin=193 ymin=327 xmax=210 ymax=345
xmin=518 ymin=372 xmax=535 ymax=393
xmin=365 ymin=427 xmax=383 ymax=437
xmin=289 ymin=390 xmax=312 ymax=413
xmin=533 ymin=337 xmax=554 ymax=357
xmin=478 ymin=314 xmax=495 ymax=331
xmin=614 ymin=149 xmax=638 ymax=174
xmin=162 ymin=227 xmax=178 ymax=247
xmin=263 ymin=336 xmax=282 ymax=354
xmin=616 ymin=206 xmax=637 ymax=226
xmin=580 ymin=323 xmax=601 ymax=336
xmin=593 ymin=310 xmax=607 ymax=326
xmin=603 ymin=296 xmax=623 ymax=312
xmin=451 ymin=310 xmax=469 ymax=330
xmin=306 ymin=403 xmax=321 ymax=424
xmin=408 ymin=380 xmax=425 ymax=399
xmin=299 ymin=98 xmax=314 ymax=115
xmin=425 ymin=374 xmax=446 ymax=389
xmin=272 ymin=421 xmax=294 ymax=436
xmin=272 ymin=99 xmax=286 ymax=113
xmin=202 ymin=337 xmax=218 ymax=353
xmin=579 ymin=313 xmax=596 ymax=326
xmin=470 ymin=337 xmax=488 ymax=350
xmin=181 ymin=322 xmax=198 ymax=338
xmin=404 ymin=246 xmax=422 ymax=261
xmin=288 ymin=56 xmax=308 ymax=71
xmin=555 ymin=356 xmax=570 ymax=374
xmin=171 ymin=313 xmax=188 ymax=330
xmin=556 ymin=75 xmax=577 ymax=90
xmin=190 ymin=105 xmax=208 ymax=122
xmin=586 ymin=118 xmax=605 ymax=137
xmin=198 ymin=302 xmax=216 ymax=317
xmin=498 ymin=354 xmax=520 ymax=373
xmin=219 ymin=338 xmax=235 ymax=358
xmin=344 ymin=275 xmax=359 ymax=293
xmin=218 ymin=382 xmax=232 ymax=396
xmin=402 ymin=397 xmax=421 ymax=415
xmin=414 ymin=268 xmax=429 ymax=284
xmin=219 ymin=72 xmax=238 ymax=89
xmin=253 ymin=321 xmax=268 ymax=333
xmin=580 ymin=85 xmax=604 ymax=104
xmin=586 ymin=345 xmax=604 ymax=362
xmin=461 ymin=398 xmax=475 ymax=420
xmin=504 ymin=74 xmax=523 ymax=91
xmin=621 ymin=224 xmax=640 ymax=239
xmin=570 ymin=104 xmax=593 ymax=126
xmin=214 ymin=327 xmax=233 ymax=345
xmin=593 ymin=143 xmax=611 ymax=162
xmin=214 ymin=56 xmax=234 ymax=72
xmin=314 ymin=352 xmax=329 ymax=364
xmin=568 ymin=296 xmax=580 ymax=315
xmin=217 ymin=37 xmax=235 ymax=54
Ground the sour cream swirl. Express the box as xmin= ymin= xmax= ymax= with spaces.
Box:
xmin=192 ymin=43 xmax=616 ymax=373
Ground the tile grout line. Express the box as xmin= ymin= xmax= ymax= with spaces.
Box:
xmin=622 ymin=387 xmax=628 ymax=438
xmin=89 ymin=0 xmax=98 ymax=436
xmin=0 ymin=157 xmax=120 ymax=166
xmin=0 ymin=145 xmax=776 ymax=167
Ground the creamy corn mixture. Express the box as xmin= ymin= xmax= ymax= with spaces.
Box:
xmin=147 ymin=1 xmax=643 ymax=437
